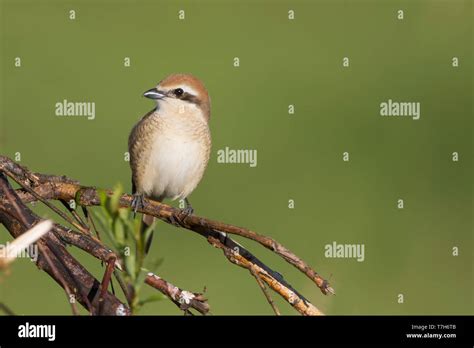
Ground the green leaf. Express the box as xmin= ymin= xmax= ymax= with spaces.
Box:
xmin=138 ymin=294 xmax=165 ymax=306
xmin=123 ymin=214 xmax=139 ymax=243
xmin=124 ymin=250 xmax=136 ymax=280
xmin=144 ymin=257 xmax=164 ymax=275
xmin=118 ymin=207 xmax=130 ymax=220
xmin=112 ymin=218 xmax=125 ymax=245
xmin=91 ymin=209 xmax=119 ymax=250
xmin=143 ymin=220 xmax=156 ymax=251
xmin=97 ymin=189 xmax=108 ymax=207
xmin=133 ymin=267 xmax=149 ymax=293
xmin=88 ymin=183 xmax=165 ymax=313
xmin=108 ymin=183 xmax=123 ymax=214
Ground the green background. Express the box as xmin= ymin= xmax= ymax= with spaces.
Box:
xmin=0 ymin=0 xmax=472 ymax=315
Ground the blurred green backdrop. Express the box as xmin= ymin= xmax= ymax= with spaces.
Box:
xmin=0 ymin=0 xmax=472 ymax=315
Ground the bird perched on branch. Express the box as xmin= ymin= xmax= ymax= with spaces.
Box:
xmin=128 ymin=73 xmax=212 ymax=251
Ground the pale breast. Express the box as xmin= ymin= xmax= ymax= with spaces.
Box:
xmin=140 ymin=117 xmax=211 ymax=201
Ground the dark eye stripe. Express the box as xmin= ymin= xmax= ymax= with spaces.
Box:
xmin=181 ymin=92 xmax=201 ymax=105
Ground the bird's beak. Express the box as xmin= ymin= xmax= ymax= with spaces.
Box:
xmin=143 ymin=88 xmax=166 ymax=100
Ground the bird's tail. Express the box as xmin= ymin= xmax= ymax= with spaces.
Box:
xmin=141 ymin=214 xmax=155 ymax=254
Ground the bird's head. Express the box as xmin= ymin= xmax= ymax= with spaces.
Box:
xmin=143 ymin=73 xmax=211 ymax=121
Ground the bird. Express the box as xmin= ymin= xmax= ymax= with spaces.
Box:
xmin=128 ymin=73 xmax=212 ymax=251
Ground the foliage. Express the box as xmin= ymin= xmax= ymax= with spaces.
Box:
xmin=91 ymin=184 xmax=163 ymax=313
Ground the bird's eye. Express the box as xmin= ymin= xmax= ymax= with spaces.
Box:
xmin=174 ymin=88 xmax=184 ymax=97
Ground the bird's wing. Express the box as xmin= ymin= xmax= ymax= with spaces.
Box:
xmin=128 ymin=109 xmax=158 ymax=194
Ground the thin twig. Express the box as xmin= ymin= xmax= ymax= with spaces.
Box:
xmin=60 ymin=199 xmax=91 ymax=234
xmin=2 ymin=168 xmax=88 ymax=234
xmin=37 ymin=242 xmax=80 ymax=315
xmin=113 ymin=270 xmax=131 ymax=305
xmin=250 ymin=267 xmax=281 ymax=315
xmin=98 ymin=255 xmax=117 ymax=315
xmin=145 ymin=272 xmax=209 ymax=315
xmin=0 ymin=302 xmax=15 ymax=315
xmin=83 ymin=206 xmax=102 ymax=240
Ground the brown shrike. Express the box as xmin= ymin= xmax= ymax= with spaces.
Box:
xmin=128 ymin=73 xmax=211 ymax=250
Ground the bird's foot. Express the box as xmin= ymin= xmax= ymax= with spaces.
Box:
xmin=182 ymin=205 xmax=194 ymax=217
xmin=168 ymin=214 xmax=184 ymax=227
xmin=180 ymin=198 xmax=194 ymax=220
xmin=169 ymin=199 xmax=194 ymax=227
xmin=131 ymin=192 xmax=145 ymax=214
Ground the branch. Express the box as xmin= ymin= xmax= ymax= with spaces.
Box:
xmin=250 ymin=266 xmax=281 ymax=315
xmin=0 ymin=219 xmax=52 ymax=269
xmin=145 ymin=272 xmax=209 ymax=315
xmin=0 ymin=302 xmax=15 ymax=315
xmin=207 ymin=236 xmax=322 ymax=315
xmin=0 ymin=155 xmax=334 ymax=315
xmin=0 ymin=173 xmax=130 ymax=316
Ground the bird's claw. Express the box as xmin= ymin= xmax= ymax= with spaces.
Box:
xmin=182 ymin=205 xmax=194 ymax=216
xmin=169 ymin=201 xmax=194 ymax=227
xmin=169 ymin=213 xmax=186 ymax=227
xmin=179 ymin=201 xmax=194 ymax=222
xmin=131 ymin=193 xmax=145 ymax=214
